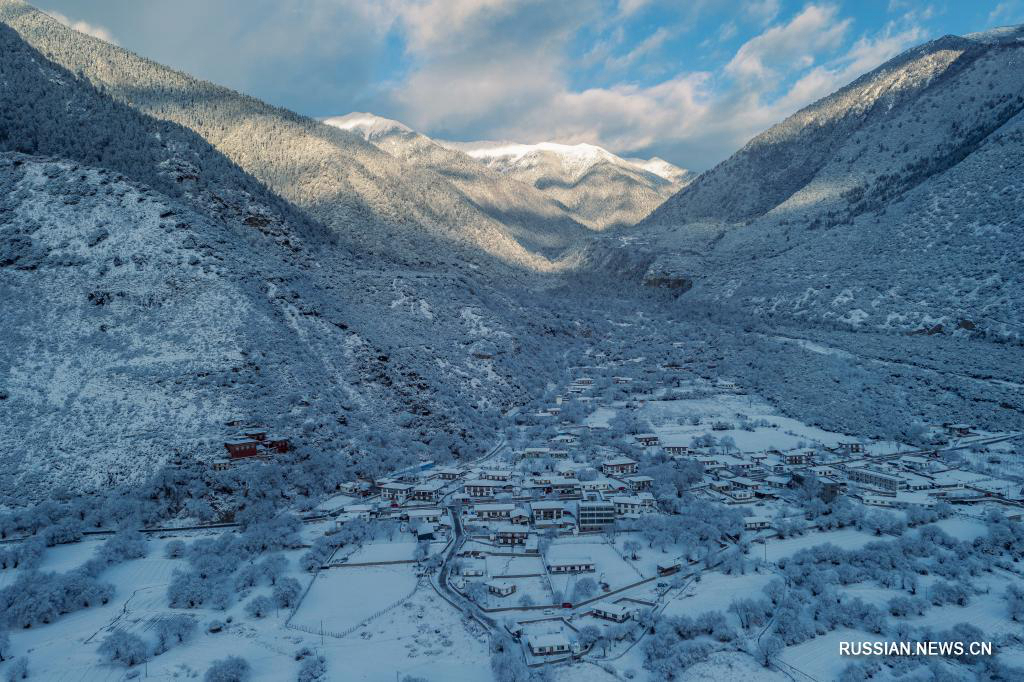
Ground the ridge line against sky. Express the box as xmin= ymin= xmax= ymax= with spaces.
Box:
xmin=40 ymin=0 xmax=1024 ymax=170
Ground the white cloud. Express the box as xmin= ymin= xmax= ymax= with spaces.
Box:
xmin=744 ymin=0 xmax=780 ymax=26
xmin=44 ymin=9 xmax=118 ymax=44
xmin=605 ymin=26 xmax=673 ymax=70
xmin=988 ymin=1 xmax=1024 ymax=25
xmin=377 ymin=1 xmax=928 ymax=169
xmin=726 ymin=5 xmax=851 ymax=83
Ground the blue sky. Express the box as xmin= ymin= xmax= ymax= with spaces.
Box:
xmin=41 ymin=0 xmax=1024 ymax=169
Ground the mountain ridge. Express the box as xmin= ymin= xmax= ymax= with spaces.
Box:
xmin=623 ymin=24 xmax=1024 ymax=339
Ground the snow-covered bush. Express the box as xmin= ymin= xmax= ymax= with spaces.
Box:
xmin=98 ymin=631 xmax=149 ymax=667
xmin=297 ymin=654 xmax=327 ymax=682
xmin=205 ymin=656 xmax=250 ymax=682
xmin=272 ymin=577 xmax=302 ymax=609
xmin=164 ymin=540 xmax=186 ymax=559
xmin=245 ymin=595 xmax=273 ymax=619
xmin=4 ymin=657 xmax=28 ymax=682
xmin=153 ymin=614 xmax=196 ymax=654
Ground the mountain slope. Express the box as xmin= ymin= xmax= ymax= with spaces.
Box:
xmin=0 ymin=0 xmax=578 ymax=271
xmin=442 ymin=139 xmax=690 ymax=230
xmin=0 ymin=13 xmax=583 ymax=499
xmin=631 ymin=26 xmax=1024 ymax=338
xmin=0 ymin=150 xmax=564 ymax=499
xmin=323 ymin=112 xmax=592 ymax=255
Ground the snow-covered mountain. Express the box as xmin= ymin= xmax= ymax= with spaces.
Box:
xmin=0 ymin=5 xmax=585 ymax=498
xmin=442 ymin=139 xmax=690 ymax=230
xmin=623 ymin=26 xmax=1024 ymax=339
xmin=326 ymin=112 xmax=688 ymax=232
xmin=323 ymin=112 xmax=593 ymax=253
xmin=0 ymin=1 xmax=588 ymax=272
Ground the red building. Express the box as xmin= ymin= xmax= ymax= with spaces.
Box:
xmin=224 ymin=438 xmax=260 ymax=459
xmin=265 ymin=436 xmax=290 ymax=453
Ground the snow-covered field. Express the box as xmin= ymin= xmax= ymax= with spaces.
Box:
xmin=663 ymin=571 xmax=775 ymax=618
xmin=748 ymin=528 xmax=880 ymax=562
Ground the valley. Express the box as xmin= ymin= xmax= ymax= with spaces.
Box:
xmin=1 ymin=1 xmax=1023 ymax=680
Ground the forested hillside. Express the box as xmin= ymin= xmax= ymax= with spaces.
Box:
xmin=631 ymin=26 xmax=1024 ymax=339
xmin=0 ymin=0 xmax=579 ymax=271
xmin=0 ymin=10 xmax=594 ymax=499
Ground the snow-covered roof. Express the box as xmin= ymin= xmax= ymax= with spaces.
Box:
xmin=546 ymin=546 xmax=594 ymax=565
xmin=527 ymin=632 xmax=570 ymax=650
xmin=593 ymin=601 xmax=630 ymax=616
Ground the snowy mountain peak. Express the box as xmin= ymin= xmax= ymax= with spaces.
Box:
xmin=322 ymin=112 xmax=413 ymax=141
xmin=625 ymin=156 xmax=691 ymax=184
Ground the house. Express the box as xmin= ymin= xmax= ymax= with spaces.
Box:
xmin=601 ymin=457 xmax=638 ymax=476
xmin=493 ymin=524 xmax=530 ymax=545
xmin=407 ymin=508 xmax=443 ymax=524
xmin=944 ymin=423 xmax=974 ymax=437
xmin=265 ymin=435 xmax=290 ymax=453
xmin=435 ymin=467 xmax=463 ymax=481
xmin=550 ymin=433 xmax=577 ymax=445
xmin=410 ymin=480 xmax=445 ymax=503
xmin=581 ymin=478 xmax=613 ymax=493
xmin=634 ymin=433 xmax=660 ymax=447
xmin=592 ymin=601 xmax=632 ymax=623
xmin=527 ymin=633 xmax=571 ymax=656
xmin=240 ymin=427 xmax=267 ymax=441
xmin=719 ymin=455 xmax=757 ymax=474
xmin=663 ymin=443 xmax=691 ymax=456
xmin=784 ymin=451 xmax=813 ymax=466
xmin=744 ymin=516 xmax=772 ymax=530
xmin=224 ymin=438 xmax=260 ymax=459
xmin=531 ymin=501 xmax=565 ymax=523
xmin=625 ymin=475 xmax=654 ymax=491
xmin=380 ymin=482 xmax=413 ymax=502
xmin=574 ymin=377 xmax=594 ymax=386
xmin=481 ymin=469 xmax=512 ymax=482
xmin=612 ymin=494 xmax=656 ymax=516
xmin=657 ymin=561 xmax=681 ymax=576
xmin=576 ymin=495 xmax=616 ymax=531
xmin=697 ymin=456 xmax=723 ymax=471
xmin=474 ymin=503 xmax=515 ymax=520
xmin=724 ymin=487 xmax=753 ymax=501
xmin=487 ymin=580 xmax=517 ymax=597
xmin=521 ymin=447 xmax=553 ymax=459
xmin=848 ymin=467 xmax=907 ymax=492
xmin=612 ymin=376 xmax=632 ymax=384
xmin=546 ymin=546 xmax=596 ymax=573
xmin=463 ymin=480 xmax=499 ymax=498
xmin=510 ymin=507 xmax=531 ymax=525
xmin=731 ymin=477 xmax=761 ymax=492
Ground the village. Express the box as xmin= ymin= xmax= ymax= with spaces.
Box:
xmin=4 ymin=347 xmax=1023 ymax=682
xmin=280 ymin=354 xmax=1024 ymax=678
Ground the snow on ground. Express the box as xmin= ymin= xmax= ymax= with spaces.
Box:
xmin=779 ymin=628 xmax=885 ymax=681
xmin=315 ymin=581 xmax=492 ymax=681
xmin=749 ymin=528 xmax=880 ymax=563
xmin=662 ymin=571 xmax=775 ymax=618
xmin=679 ymin=651 xmax=790 ymax=681
xmin=343 ymin=539 xmax=419 ymax=563
xmin=485 ymin=554 xmax=545 ymax=576
xmin=291 ymin=565 xmax=419 ymax=633
xmin=907 ymin=573 xmax=1024 ymax=639
xmin=839 ymin=583 xmax=905 ymax=610
xmin=926 ymin=515 xmax=989 ymax=541
xmin=546 ymin=540 xmax=642 ymax=596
